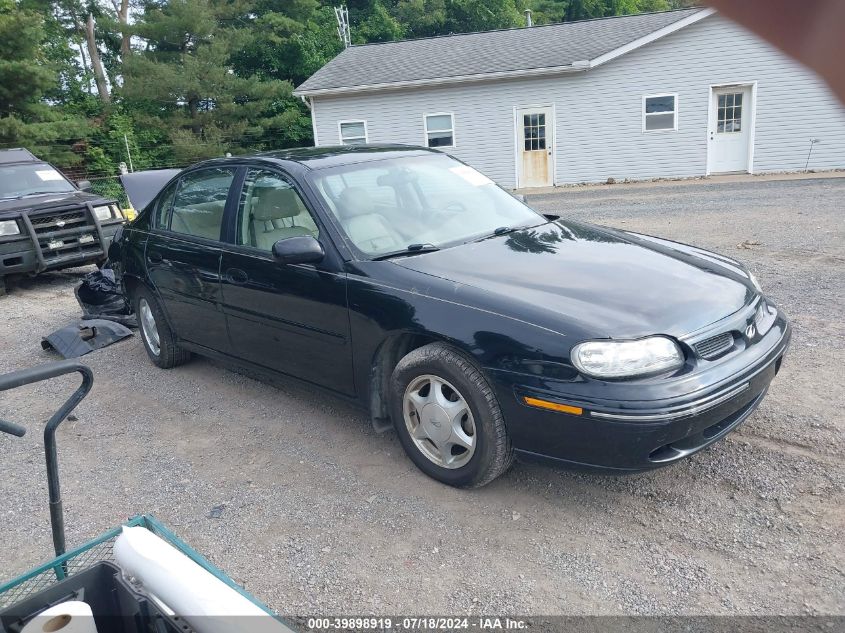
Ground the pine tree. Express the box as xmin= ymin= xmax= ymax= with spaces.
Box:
xmin=0 ymin=2 xmax=90 ymax=165
xmin=121 ymin=0 xmax=296 ymax=161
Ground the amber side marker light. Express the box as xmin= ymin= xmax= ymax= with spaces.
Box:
xmin=523 ymin=396 xmax=583 ymax=415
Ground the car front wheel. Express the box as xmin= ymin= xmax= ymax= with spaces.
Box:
xmin=133 ymin=286 xmax=191 ymax=369
xmin=389 ymin=343 xmax=513 ymax=487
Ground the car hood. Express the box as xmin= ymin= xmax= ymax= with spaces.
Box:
xmin=0 ymin=190 xmax=105 ymax=215
xmin=393 ymin=220 xmax=756 ymax=339
xmin=120 ymin=169 xmax=181 ymax=212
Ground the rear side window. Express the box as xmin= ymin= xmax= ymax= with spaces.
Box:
xmin=169 ymin=167 xmax=236 ymax=241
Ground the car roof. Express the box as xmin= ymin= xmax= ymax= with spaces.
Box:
xmin=192 ymin=144 xmax=438 ymax=172
xmin=0 ymin=148 xmax=43 ymax=166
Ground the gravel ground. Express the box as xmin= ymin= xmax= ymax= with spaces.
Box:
xmin=0 ymin=176 xmax=843 ymax=617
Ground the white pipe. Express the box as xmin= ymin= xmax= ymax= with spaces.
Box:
xmin=114 ymin=526 xmax=291 ymax=633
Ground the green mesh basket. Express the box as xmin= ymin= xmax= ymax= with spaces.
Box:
xmin=0 ymin=514 xmax=272 ymax=614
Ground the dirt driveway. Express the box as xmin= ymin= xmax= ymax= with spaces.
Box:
xmin=0 ymin=176 xmax=842 ymax=617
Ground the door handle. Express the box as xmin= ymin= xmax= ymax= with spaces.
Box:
xmin=225 ymin=267 xmax=249 ymax=285
xmin=148 ymin=250 xmax=163 ymax=263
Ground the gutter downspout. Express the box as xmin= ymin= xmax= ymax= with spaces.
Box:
xmin=301 ymin=95 xmax=320 ymax=147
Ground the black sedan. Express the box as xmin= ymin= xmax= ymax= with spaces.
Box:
xmin=112 ymin=146 xmax=790 ymax=487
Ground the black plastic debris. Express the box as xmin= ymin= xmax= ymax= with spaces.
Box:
xmin=75 ymin=268 xmax=137 ymax=328
xmin=41 ymin=319 xmax=133 ymax=359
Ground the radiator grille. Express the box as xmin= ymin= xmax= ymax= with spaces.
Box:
xmin=694 ymin=332 xmax=734 ymax=360
xmin=28 ymin=207 xmax=102 ymax=265
xmin=30 ymin=209 xmax=88 ymax=231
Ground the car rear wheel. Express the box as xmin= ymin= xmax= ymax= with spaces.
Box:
xmin=389 ymin=343 xmax=513 ymax=487
xmin=133 ymin=286 xmax=191 ymax=369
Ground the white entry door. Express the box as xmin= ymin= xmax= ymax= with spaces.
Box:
xmin=708 ymin=86 xmax=753 ymax=173
xmin=516 ymin=106 xmax=554 ymax=188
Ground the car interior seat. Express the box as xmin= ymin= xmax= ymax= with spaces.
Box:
xmin=170 ymin=200 xmax=225 ymax=240
xmin=336 ymin=187 xmax=405 ymax=254
xmin=249 ymin=187 xmax=315 ymax=251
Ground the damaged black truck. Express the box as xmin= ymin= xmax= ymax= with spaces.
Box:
xmin=0 ymin=148 xmax=126 ymax=296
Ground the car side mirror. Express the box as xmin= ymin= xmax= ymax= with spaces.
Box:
xmin=77 ymin=180 xmax=92 ymax=192
xmin=272 ymin=236 xmax=324 ymax=265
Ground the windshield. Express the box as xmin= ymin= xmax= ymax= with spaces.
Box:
xmin=309 ymin=154 xmax=545 ymax=257
xmin=0 ymin=163 xmax=76 ymax=199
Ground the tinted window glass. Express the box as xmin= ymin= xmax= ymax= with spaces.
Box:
xmin=237 ymin=169 xmax=319 ymax=252
xmin=154 ymin=182 xmax=177 ymax=229
xmin=170 ymin=167 xmax=235 ymax=240
xmin=310 ymin=154 xmax=543 ymax=256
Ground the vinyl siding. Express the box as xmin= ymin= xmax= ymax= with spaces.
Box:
xmin=311 ymin=15 xmax=845 ymax=187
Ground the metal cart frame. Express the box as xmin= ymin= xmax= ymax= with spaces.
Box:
xmin=0 ymin=360 xmax=273 ymax=615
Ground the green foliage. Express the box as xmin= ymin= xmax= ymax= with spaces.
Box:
xmin=0 ymin=4 xmax=92 ymax=165
xmin=121 ymin=0 xmax=295 ymax=161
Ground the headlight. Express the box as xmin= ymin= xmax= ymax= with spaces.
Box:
xmin=748 ymin=271 xmax=762 ymax=293
xmin=571 ymin=336 xmax=685 ymax=379
xmin=93 ymin=205 xmax=112 ymax=222
xmin=0 ymin=219 xmax=21 ymax=236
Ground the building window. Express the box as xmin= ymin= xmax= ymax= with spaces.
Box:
xmin=339 ymin=120 xmax=367 ymax=145
xmin=643 ymin=94 xmax=678 ymax=132
xmin=717 ymin=92 xmax=743 ymax=133
xmin=424 ymin=113 xmax=455 ymax=148
xmin=523 ymin=113 xmax=546 ymax=151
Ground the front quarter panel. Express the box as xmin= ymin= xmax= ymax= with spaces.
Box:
xmin=347 ymin=262 xmax=587 ymax=398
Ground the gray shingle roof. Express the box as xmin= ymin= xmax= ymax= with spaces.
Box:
xmin=296 ymin=8 xmax=705 ymax=95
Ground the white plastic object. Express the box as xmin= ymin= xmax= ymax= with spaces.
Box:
xmin=113 ymin=526 xmax=290 ymax=633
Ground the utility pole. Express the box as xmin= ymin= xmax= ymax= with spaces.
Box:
xmin=124 ymin=134 xmax=134 ymax=172
xmin=334 ymin=5 xmax=351 ymax=48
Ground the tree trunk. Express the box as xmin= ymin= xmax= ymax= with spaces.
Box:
xmin=188 ymin=97 xmax=201 ymax=134
xmin=85 ymin=13 xmax=110 ymax=103
xmin=111 ymin=0 xmax=131 ymax=58
xmin=77 ymin=43 xmax=91 ymax=94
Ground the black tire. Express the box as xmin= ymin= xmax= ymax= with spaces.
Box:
xmin=389 ymin=342 xmax=513 ymax=488
xmin=132 ymin=285 xmax=191 ymax=369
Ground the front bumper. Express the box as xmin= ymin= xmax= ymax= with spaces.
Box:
xmin=0 ymin=219 xmax=122 ymax=277
xmin=489 ymin=308 xmax=791 ymax=472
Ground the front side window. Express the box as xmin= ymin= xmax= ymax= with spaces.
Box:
xmin=424 ymin=113 xmax=455 ymax=148
xmin=0 ymin=163 xmax=75 ymax=200
xmin=237 ymin=169 xmax=319 ymax=252
xmin=643 ymin=94 xmax=678 ymax=132
xmin=310 ymin=154 xmax=544 ymax=257
xmin=169 ymin=167 xmax=235 ymax=240
xmin=339 ymin=121 xmax=367 ymax=145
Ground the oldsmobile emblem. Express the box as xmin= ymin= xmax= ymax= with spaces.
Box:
xmin=56 ymin=220 xmax=66 ymax=227
xmin=745 ymin=324 xmax=756 ymax=339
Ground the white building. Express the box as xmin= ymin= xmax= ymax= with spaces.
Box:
xmin=294 ymin=8 xmax=845 ymax=188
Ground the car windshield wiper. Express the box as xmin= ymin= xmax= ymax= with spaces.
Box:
xmin=471 ymin=226 xmax=518 ymax=242
xmin=472 ymin=221 xmax=550 ymax=243
xmin=371 ymin=243 xmax=440 ymax=260
xmin=8 ymin=191 xmax=66 ymax=200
